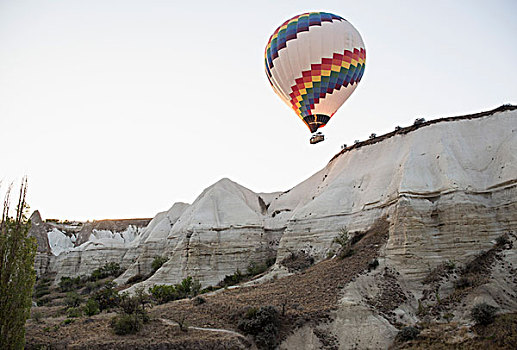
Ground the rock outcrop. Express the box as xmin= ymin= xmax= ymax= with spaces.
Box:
xmin=123 ymin=178 xmax=281 ymax=291
xmin=275 ymin=106 xmax=517 ymax=348
xmin=28 ymin=211 xmax=52 ymax=275
xmin=75 ymin=218 xmax=151 ymax=246
xmin=49 ymin=222 xmax=148 ymax=282
xmin=33 ymin=105 xmax=517 ymax=349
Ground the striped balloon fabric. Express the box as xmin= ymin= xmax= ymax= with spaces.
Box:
xmin=265 ymin=12 xmax=366 ymax=133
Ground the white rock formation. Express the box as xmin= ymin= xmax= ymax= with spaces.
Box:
xmin=47 ymin=228 xmax=74 ymax=256
xmin=123 ymin=178 xmax=281 ymax=291
xmin=36 ymin=106 xmax=517 ymax=348
xmin=114 ymin=202 xmax=190 ymax=283
xmin=49 ymin=222 xmax=148 ymax=282
xmin=275 ymin=107 xmax=517 ymax=348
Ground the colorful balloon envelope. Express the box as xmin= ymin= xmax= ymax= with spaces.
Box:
xmin=265 ymin=12 xmax=366 ymax=137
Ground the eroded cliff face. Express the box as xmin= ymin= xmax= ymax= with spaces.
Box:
xmin=37 ymin=106 xmax=517 ymax=348
xmin=275 ymin=107 xmax=517 ymax=349
xmin=121 ymin=178 xmax=281 ymax=291
xmin=271 ymin=108 xmax=516 ymax=262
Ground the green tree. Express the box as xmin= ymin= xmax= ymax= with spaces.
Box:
xmin=0 ymin=179 xmax=37 ymax=350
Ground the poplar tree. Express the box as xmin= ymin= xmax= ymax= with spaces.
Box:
xmin=0 ymin=178 xmax=37 ymax=350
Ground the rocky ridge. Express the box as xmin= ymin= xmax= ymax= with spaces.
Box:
xmin=30 ymin=105 xmax=517 ymax=349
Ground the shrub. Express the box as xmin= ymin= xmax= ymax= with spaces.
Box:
xmin=174 ymin=313 xmax=189 ymax=332
xmin=191 ymin=279 xmax=201 ymax=297
xmin=177 ymin=276 xmax=194 ymax=298
xmin=238 ymin=306 xmax=279 ymax=349
xmin=118 ymin=291 xmax=150 ymax=323
xmin=90 ymin=262 xmax=122 ymax=281
xmin=34 ymin=277 xmax=52 ymax=299
xmin=66 ymin=307 xmax=82 ymax=318
xmin=444 ymin=259 xmax=456 ymax=272
xmin=111 ymin=314 xmax=143 ymax=335
xmin=83 ymin=298 xmax=100 ymax=316
xmin=149 ymin=284 xmax=178 ymax=304
xmin=59 ymin=276 xmax=84 ymax=292
xmin=61 ymin=318 xmax=74 ymax=325
xmin=454 ymin=276 xmax=474 ymax=290
xmin=126 ymin=274 xmax=146 ymax=285
xmin=149 ymin=277 xmax=202 ymax=304
xmin=334 ymin=228 xmax=349 ymax=247
xmin=368 ymin=258 xmax=379 ymax=271
xmin=334 ymin=228 xmax=354 ymax=259
xmin=280 ymin=251 xmax=314 ymax=272
xmin=218 ymin=270 xmax=245 ymax=288
xmin=36 ymin=296 xmax=52 ymax=307
xmin=65 ymin=292 xmax=83 ymax=308
xmin=397 ymin=326 xmax=420 ymax=341
xmin=34 ymin=286 xmax=51 ymax=299
xmin=471 ymin=303 xmax=498 ymax=325
xmin=443 ymin=312 xmax=454 ymax=323
xmin=192 ymin=296 xmax=206 ymax=306
xmin=110 ymin=287 xmax=150 ymax=335
xmin=246 ymin=259 xmax=274 ymax=276
xmin=495 ymin=234 xmax=510 ymax=247
xmin=151 ymin=256 xmax=168 ymax=273
xmin=32 ymin=311 xmax=43 ymax=323
xmin=93 ymin=282 xmax=120 ymax=311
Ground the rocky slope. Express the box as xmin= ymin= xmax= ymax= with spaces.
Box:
xmin=28 ymin=211 xmax=53 ymax=275
xmin=119 ymin=178 xmax=281 ymax=290
xmin=31 ymin=105 xmax=517 ymax=349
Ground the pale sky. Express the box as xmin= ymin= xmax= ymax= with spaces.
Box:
xmin=1 ymin=0 xmax=516 ymax=221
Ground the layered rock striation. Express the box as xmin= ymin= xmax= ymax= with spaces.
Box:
xmin=121 ymin=178 xmax=281 ymax=290
xmin=33 ymin=106 xmax=517 ymax=348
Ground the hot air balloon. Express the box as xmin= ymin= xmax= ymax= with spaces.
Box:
xmin=265 ymin=12 xmax=366 ymax=144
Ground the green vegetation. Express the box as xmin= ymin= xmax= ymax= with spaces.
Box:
xmin=0 ymin=179 xmax=37 ymax=350
xmin=126 ymin=274 xmax=146 ymax=284
xmin=471 ymin=303 xmax=498 ymax=325
xmin=58 ymin=262 xmax=123 ymax=293
xmin=454 ymin=276 xmax=474 ymax=289
xmin=111 ymin=313 xmax=144 ymax=335
xmin=32 ymin=311 xmax=43 ymax=323
xmin=281 ymin=250 xmax=314 ymax=272
xmin=64 ymin=291 xmax=83 ymax=308
xmin=333 ymin=228 xmax=354 ymax=259
xmin=397 ymin=326 xmax=420 ymax=341
xmin=34 ymin=276 xmax=52 ymax=300
xmin=368 ymin=258 xmax=379 ymax=271
xmin=93 ymin=281 xmax=120 ymax=311
xmin=192 ymin=296 xmax=206 ymax=305
xmin=90 ymin=262 xmax=122 ymax=281
xmin=238 ymin=306 xmax=280 ymax=350
xmin=218 ymin=269 xmax=245 ymax=288
xmin=110 ymin=288 xmax=150 ymax=335
xmin=66 ymin=307 xmax=82 ymax=318
xmin=151 ymin=256 xmax=168 ymax=273
xmin=123 ymin=256 xmax=169 ymax=286
xmin=58 ymin=276 xmax=84 ymax=292
xmin=495 ymin=233 xmax=510 ymax=247
xmin=83 ymin=298 xmax=100 ymax=316
xmin=246 ymin=258 xmax=275 ymax=276
xmin=219 ymin=259 xmax=276 ymax=288
xmin=61 ymin=318 xmax=75 ymax=325
xmin=148 ymin=276 xmax=201 ymax=304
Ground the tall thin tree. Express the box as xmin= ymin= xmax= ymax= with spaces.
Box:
xmin=0 ymin=178 xmax=37 ymax=350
